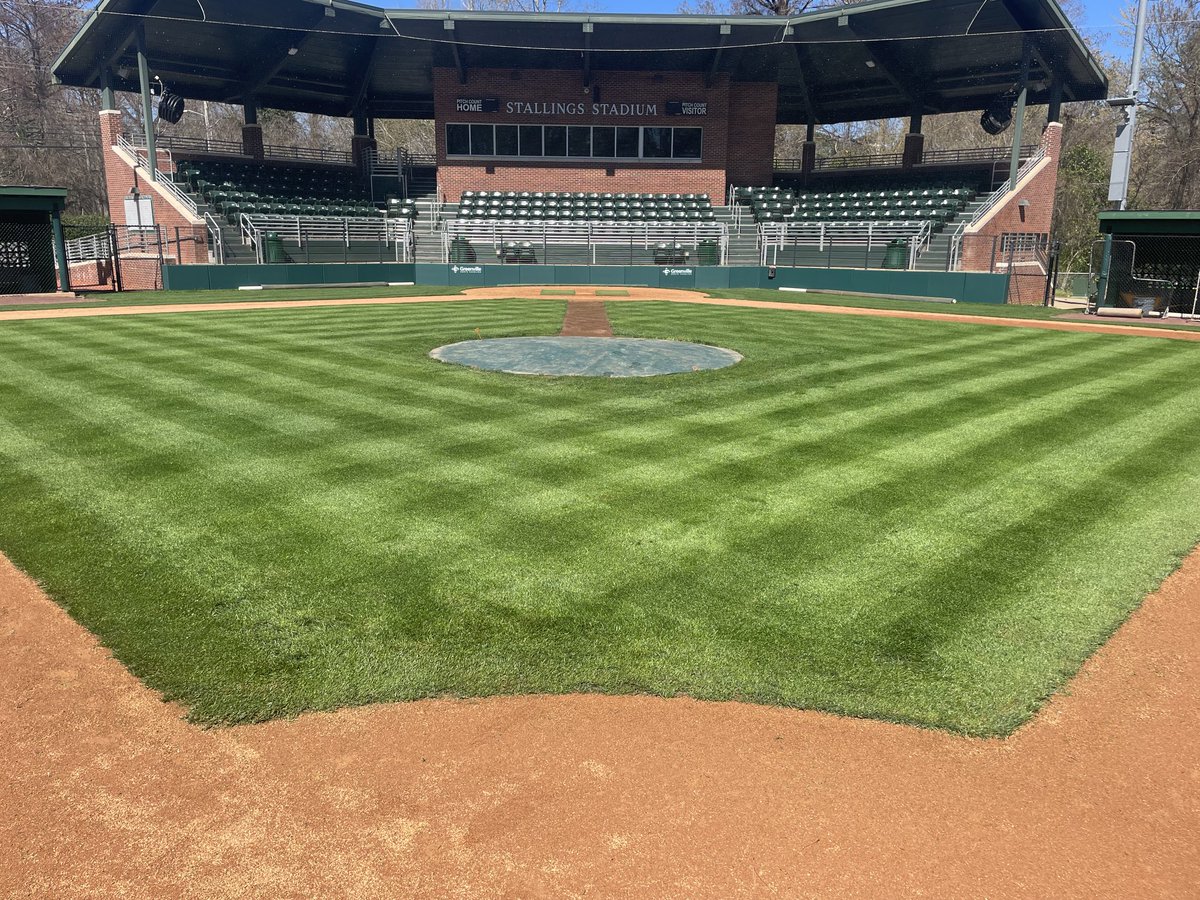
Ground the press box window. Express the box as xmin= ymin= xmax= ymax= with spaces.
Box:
xmin=494 ymin=125 xmax=519 ymax=157
xmin=469 ymin=124 xmax=494 ymax=156
xmin=592 ymin=127 xmax=616 ymax=158
xmin=672 ymin=128 xmax=702 ymax=160
xmin=567 ymin=126 xmax=592 ymax=157
xmin=518 ymin=125 xmax=543 ymax=156
xmin=544 ymin=125 xmax=567 ymax=157
xmin=642 ymin=127 xmax=672 ymax=159
xmin=616 ymin=127 xmax=640 ymax=158
xmin=446 ymin=124 xmax=470 ymax=157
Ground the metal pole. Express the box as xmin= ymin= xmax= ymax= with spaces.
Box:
xmin=51 ymin=208 xmax=71 ymax=293
xmin=135 ymin=24 xmax=157 ymax=181
xmin=1008 ymin=41 xmax=1032 ymax=188
xmin=1098 ymin=0 xmax=1151 ymax=313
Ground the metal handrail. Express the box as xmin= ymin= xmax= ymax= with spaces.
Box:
xmin=239 ymin=213 xmax=413 ymax=263
xmin=966 ymin=146 xmax=1047 ymax=228
xmin=758 ymin=220 xmax=930 ymax=267
xmin=444 ymin=220 xmax=729 ymax=265
xmin=116 ymin=134 xmax=199 ymax=216
xmin=204 ymin=211 xmax=225 ymax=264
xmin=774 ymin=143 xmax=1041 ymax=173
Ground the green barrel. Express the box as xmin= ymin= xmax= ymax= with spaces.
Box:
xmin=697 ymin=239 xmax=720 ymax=266
xmin=882 ymin=239 xmax=909 ymax=269
xmin=263 ymin=232 xmax=286 ymax=264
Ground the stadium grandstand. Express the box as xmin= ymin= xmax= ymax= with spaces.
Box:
xmin=50 ymin=0 xmax=1107 ymax=298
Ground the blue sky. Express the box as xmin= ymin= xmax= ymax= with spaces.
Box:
xmin=388 ymin=0 xmax=1132 ymax=56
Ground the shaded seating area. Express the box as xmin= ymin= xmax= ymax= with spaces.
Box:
xmin=173 ymin=159 xmax=415 ymax=223
xmin=457 ymin=191 xmax=716 ymax=222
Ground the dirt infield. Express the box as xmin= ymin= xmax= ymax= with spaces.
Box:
xmin=2 ymin=542 xmax=1198 ymax=898
xmin=560 ymin=298 xmax=614 ymax=337
xmin=3 ymin=286 xmax=1200 ymax=343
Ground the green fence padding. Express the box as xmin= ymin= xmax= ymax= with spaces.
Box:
xmin=163 ymin=263 xmax=1008 ymax=303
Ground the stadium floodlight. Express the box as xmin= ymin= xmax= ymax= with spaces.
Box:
xmin=979 ymin=95 xmax=1014 ymax=135
xmin=158 ymin=90 xmax=185 ymax=125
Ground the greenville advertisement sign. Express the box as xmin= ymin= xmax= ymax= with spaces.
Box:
xmin=457 ymin=98 xmax=708 ymax=118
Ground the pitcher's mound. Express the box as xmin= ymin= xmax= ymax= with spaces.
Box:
xmin=430 ymin=336 xmax=742 ymax=377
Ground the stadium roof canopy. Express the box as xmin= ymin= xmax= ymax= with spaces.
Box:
xmin=53 ymin=0 xmax=1108 ymax=125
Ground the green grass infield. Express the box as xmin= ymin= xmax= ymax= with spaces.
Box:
xmin=1 ymin=298 xmax=1198 ymax=734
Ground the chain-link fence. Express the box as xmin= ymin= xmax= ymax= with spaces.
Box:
xmin=61 ymin=224 xmax=181 ymax=292
xmin=956 ymin=231 xmax=1053 ymax=305
xmin=1092 ymin=235 xmax=1200 ymax=317
xmin=0 ymin=218 xmax=58 ymax=295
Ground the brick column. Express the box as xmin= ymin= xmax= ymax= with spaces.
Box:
xmin=242 ymin=124 xmax=264 ymax=160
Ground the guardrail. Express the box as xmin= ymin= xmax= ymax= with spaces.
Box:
xmin=774 ymin=144 xmax=1040 ymax=173
xmin=116 ymin=134 xmax=200 ymax=217
xmin=204 ymin=211 xmax=226 ymax=264
xmin=126 ymin=132 xmax=355 ymax=166
xmin=239 ymin=214 xmax=413 ymax=264
xmin=965 ymin=146 xmax=1047 ymax=229
xmin=443 ymin=220 xmax=729 ymax=266
xmin=758 ymin=220 xmax=932 ymax=268
xmin=64 ymin=231 xmax=113 ymax=263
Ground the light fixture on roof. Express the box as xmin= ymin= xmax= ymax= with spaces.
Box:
xmin=287 ymin=47 xmax=299 ymax=56
xmin=866 ymin=60 xmax=876 ymax=68
xmin=980 ymin=92 xmax=1016 ymax=135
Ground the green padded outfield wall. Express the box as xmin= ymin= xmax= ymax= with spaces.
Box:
xmin=162 ymin=263 xmax=1009 ymax=303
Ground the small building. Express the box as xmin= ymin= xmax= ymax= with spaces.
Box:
xmin=0 ymin=186 xmax=70 ymax=295
xmin=1097 ymin=210 xmax=1200 ymax=315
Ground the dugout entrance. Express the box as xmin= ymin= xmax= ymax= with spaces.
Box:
xmin=0 ymin=187 xmax=70 ymax=296
xmin=1093 ymin=211 xmax=1200 ymax=318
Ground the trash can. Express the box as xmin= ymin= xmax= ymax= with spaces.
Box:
xmin=263 ymin=232 xmax=286 ymax=264
xmin=697 ymin=239 xmax=720 ymax=266
xmin=882 ymin=239 xmax=909 ymax=269
xmin=450 ymin=236 xmax=475 ymax=263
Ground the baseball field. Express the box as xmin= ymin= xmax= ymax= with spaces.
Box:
xmin=2 ymin=292 xmax=1199 ymax=736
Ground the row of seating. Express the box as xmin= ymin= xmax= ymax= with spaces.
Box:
xmin=218 ymin=202 xmax=389 ymax=224
xmin=735 ymin=186 xmax=977 ymax=204
xmin=178 ymin=160 xmax=368 ymax=203
xmin=464 ymin=190 xmax=711 ymax=203
xmin=457 ymin=208 xmax=718 ymax=222
xmin=758 ymin=211 xmax=947 ymax=225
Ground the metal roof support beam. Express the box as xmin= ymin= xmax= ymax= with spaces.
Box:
xmin=134 ymin=23 xmax=157 ymax=182
xmin=706 ymin=24 xmax=731 ymax=89
xmin=582 ymin=23 xmax=593 ymax=88
xmin=1009 ymin=39 xmax=1032 ymax=187
xmin=445 ymin=21 xmax=466 ymax=85
xmin=788 ymin=34 xmax=818 ymax=128
xmin=840 ymin=16 xmax=924 ymax=109
xmin=83 ymin=0 xmax=157 ymax=86
xmin=237 ymin=7 xmax=331 ymax=102
xmin=348 ymin=36 xmax=382 ymax=116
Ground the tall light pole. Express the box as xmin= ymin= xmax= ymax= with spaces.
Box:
xmin=1096 ymin=0 xmax=1151 ymax=310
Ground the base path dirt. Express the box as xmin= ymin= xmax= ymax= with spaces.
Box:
xmin=2 ymin=540 xmax=1198 ymax=897
xmin=3 ymin=286 xmax=1200 ymax=343
xmin=560 ymin=299 xmax=614 ymax=337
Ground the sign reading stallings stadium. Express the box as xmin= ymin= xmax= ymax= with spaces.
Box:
xmin=456 ymin=98 xmax=708 ymax=118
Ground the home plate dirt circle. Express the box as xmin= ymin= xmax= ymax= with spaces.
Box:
xmin=430 ymin=336 xmax=743 ymax=377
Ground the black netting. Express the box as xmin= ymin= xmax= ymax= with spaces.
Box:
xmin=0 ymin=219 xmax=57 ymax=294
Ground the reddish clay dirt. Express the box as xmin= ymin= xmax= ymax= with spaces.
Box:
xmin=2 ymin=543 xmax=1198 ymax=898
xmin=560 ymin=299 xmax=614 ymax=337
xmin=4 ymin=287 xmax=1200 ymax=343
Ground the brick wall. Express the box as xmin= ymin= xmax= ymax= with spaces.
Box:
xmin=725 ymin=82 xmax=778 ymax=188
xmin=961 ymin=122 xmax=1062 ymax=277
xmin=99 ymin=109 xmax=208 ymax=267
xmin=433 ymin=68 xmax=774 ymax=204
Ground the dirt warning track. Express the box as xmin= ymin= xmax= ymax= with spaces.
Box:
xmin=2 ymin=286 xmax=1199 ymax=342
xmin=2 ymin=544 xmax=1198 ymax=898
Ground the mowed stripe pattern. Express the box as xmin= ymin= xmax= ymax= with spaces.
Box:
xmin=1 ymin=299 xmax=1199 ymax=734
